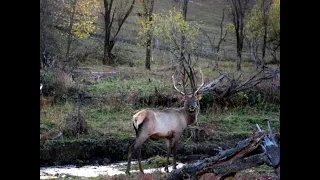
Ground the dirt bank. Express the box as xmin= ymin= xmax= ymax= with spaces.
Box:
xmin=40 ymin=133 xmax=263 ymax=167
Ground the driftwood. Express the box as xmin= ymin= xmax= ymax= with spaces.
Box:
xmin=167 ymin=121 xmax=280 ymax=180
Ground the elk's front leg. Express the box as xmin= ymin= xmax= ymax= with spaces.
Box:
xmin=172 ymin=135 xmax=180 ymax=170
xmin=164 ymin=138 xmax=172 ymax=173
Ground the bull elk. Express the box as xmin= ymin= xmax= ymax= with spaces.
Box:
xmin=126 ymin=69 xmax=204 ymax=174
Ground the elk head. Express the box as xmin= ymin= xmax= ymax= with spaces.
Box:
xmin=172 ymin=68 xmax=204 ymax=116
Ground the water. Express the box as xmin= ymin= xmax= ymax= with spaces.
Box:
xmin=40 ymin=161 xmax=185 ymax=179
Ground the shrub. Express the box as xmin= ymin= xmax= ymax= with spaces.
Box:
xmin=42 ymin=68 xmax=81 ymax=103
xmin=63 ymin=110 xmax=89 ymax=137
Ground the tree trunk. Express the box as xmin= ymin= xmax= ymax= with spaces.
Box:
xmin=248 ymin=38 xmax=259 ymax=69
xmin=229 ymin=0 xmax=249 ymax=72
xmin=102 ymin=34 xmax=110 ymax=65
xmin=65 ymin=0 xmax=77 ymax=60
xmin=261 ymin=0 xmax=271 ymax=69
xmin=236 ymin=30 xmax=242 ymax=71
xmin=182 ymin=0 xmax=188 ymax=19
xmin=261 ymin=21 xmax=267 ymax=69
xmin=180 ymin=0 xmax=188 ymax=61
xmin=103 ymin=40 xmax=115 ymax=65
xmin=65 ymin=0 xmax=78 ymax=59
xmin=145 ymin=34 xmax=151 ymax=70
xmin=102 ymin=0 xmax=135 ymax=65
xmin=103 ymin=0 xmax=112 ymax=65
xmin=66 ymin=32 xmax=72 ymax=59
xmin=144 ymin=0 xmax=154 ymax=70
xmin=216 ymin=8 xmax=227 ymax=54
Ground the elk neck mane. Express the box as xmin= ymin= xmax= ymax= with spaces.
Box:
xmin=180 ymin=106 xmax=197 ymax=125
xmin=160 ymin=107 xmax=197 ymax=125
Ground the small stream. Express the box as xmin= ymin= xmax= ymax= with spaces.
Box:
xmin=40 ymin=161 xmax=185 ymax=179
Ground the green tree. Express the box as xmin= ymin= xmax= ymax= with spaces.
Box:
xmin=56 ymin=0 xmax=100 ymax=59
xmin=136 ymin=0 xmax=155 ymax=70
xmin=244 ymin=0 xmax=280 ymax=67
xmin=267 ymin=0 xmax=280 ymax=64
xmin=244 ymin=0 xmax=263 ymax=68
xmin=138 ymin=8 xmax=201 ymax=92
xmin=261 ymin=0 xmax=273 ymax=68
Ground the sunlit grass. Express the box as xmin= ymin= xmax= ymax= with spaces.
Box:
xmin=197 ymin=105 xmax=280 ymax=136
xmin=40 ymin=102 xmax=75 ymax=133
xmin=87 ymin=106 xmax=135 ymax=138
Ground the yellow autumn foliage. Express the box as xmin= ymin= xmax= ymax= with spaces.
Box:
xmin=63 ymin=0 xmax=100 ymax=39
xmin=137 ymin=7 xmax=200 ymax=52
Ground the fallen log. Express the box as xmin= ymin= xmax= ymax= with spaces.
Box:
xmin=167 ymin=121 xmax=280 ymax=180
xmin=198 ymin=72 xmax=227 ymax=93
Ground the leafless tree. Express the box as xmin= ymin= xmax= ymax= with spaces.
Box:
xmin=260 ymin=0 xmax=273 ymax=68
xmin=245 ymin=37 xmax=260 ymax=69
xmin=227 ymin=0 xmax=252 ymax=71
xmin=202 ymin=8 xmax=228 ymax=70
xmin=102 ymin=0 xmax=136 ymax=65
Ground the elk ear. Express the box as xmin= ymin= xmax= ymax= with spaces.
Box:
xmin=197 ymin=95 xmax=203 ymax=100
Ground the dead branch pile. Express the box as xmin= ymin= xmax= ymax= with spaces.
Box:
xmin=63 ymin=111 xmax=88 ymax=137
xmin=167 ymin=121 xmax=280 ymax=180
xmin=197 ymin=67 xmax=280 ymax=107
xmin=63 ymin=93 xmax=89 ymax=137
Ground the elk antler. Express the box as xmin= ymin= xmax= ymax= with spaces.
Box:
xmin=172 ymin=73 xmax=185 ymax=95
xmin=194 ymin=68 xmax=204 ymax=95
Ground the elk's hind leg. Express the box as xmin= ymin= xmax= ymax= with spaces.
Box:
xmin=126 ymin=125 xmax=149 ymax=175
xmin=137 ymin=147 xmax=143 ymax=173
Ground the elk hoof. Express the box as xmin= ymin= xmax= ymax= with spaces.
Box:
xmin=164 ymin=167 xmax=169 ymax=173
xmin=173 ymin=166 xmax=177 ymax=170
xmin=125 ymin=170 xmax=131 ymax=175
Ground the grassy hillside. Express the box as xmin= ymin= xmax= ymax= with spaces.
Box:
xmin=67 ymin=0 xmax=276 ymax=66
xmin=40 ymin=0 xmax=280 ymax=149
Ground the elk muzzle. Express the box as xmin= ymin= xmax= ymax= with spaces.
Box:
xmin=189 ymin=105 xmax=196 ymax=112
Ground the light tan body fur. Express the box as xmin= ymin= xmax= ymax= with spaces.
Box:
xmin=126 ymin=95 xmax=198 ymax=174
xmin=133 ymin=109 xmax=189 ymax=140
